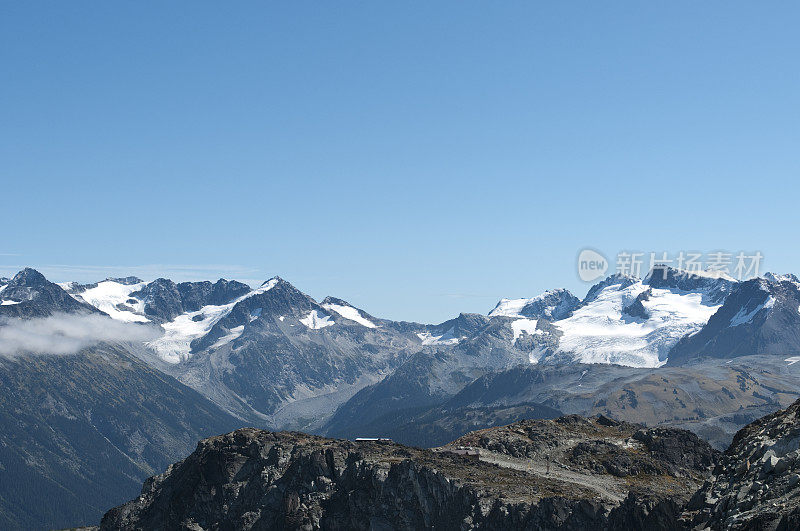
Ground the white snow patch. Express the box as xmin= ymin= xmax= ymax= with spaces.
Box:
xmin=77 ymin=280 xmax=150 ymax=323
xmin=322 ymin=303 xmax=376 ymax=328
xmin=553 ymin=281 xmax=721 ymax=368
xmin=147 ymin=277 xmax=280 ymax=363
xmin=488 ymin=289 xmax=573 ymax=319
xmin=729 ymin=296 xmax=774 ymax=327
xmin=528 ymin=346 xmax=547 ymax=364
xmin=785 ymin=356 xmax=800 ymax=366
xmin=490 ymin=298 xmax=532 ymax=317
xmin=148 ymin=304 xmax=239 ymax=363
xmin=299 ymin=310 xmax=335 ymax=329
xmin=510 ymin=318 xmax=542 ymax=342
xmin=210 ymin=325 xmax=245 ymax=349
xmin=246 ymin=278 xmax=280 ymax=298
xmin=417 ymin=327 xmax=460 ymax=345
xmin=1 ymin=300 xmax=21 ymax=305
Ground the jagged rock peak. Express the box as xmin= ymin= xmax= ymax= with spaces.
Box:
xmin=582 ymin=274 xmax=639 ymax=304
xmin=0 ymin=268 xmax=102 ymax=317
xmin=644 ymin=265 xmax=736 ymax=302
xmin=105 ymin=276 xmax=144 ymax=285
xmin=10 ymin=267 xmax=48 ymax=287
xmin=764 ymin=272 xmax=800 ymax=285
xmin=489 ymin=288 xmax=580 ymax=320
xmin=320 ymin=295 xmax=351 ymax=307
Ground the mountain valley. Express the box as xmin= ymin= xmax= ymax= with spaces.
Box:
xmin=2 ymin=265 xmax=800 ymax=529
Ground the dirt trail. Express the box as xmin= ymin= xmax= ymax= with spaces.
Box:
xmin=473 ymin=449 xmax=626 ymax=502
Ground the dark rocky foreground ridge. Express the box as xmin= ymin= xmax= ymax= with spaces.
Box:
xmin=687 ymin=399 xmax=800 ymax=529
xmin=0 ymin=344 xmax=241 ymax=530
xmin=99 ymin=416 xmax=718 ymax=530
xmin=98 ymin=400 xmax=800 ymax=530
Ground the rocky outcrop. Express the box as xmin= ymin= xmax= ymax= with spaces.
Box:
xmin=0 ymin=267 xmax=101 ymax=317
xmin=97 ymin=401 xmax=800 ymax=530
xmin=100 ymin=429 xmax=600 ymax=530
xmin=687 ymin=398 xmax=800 ymax=529
xmin=177 ymin=279 xmax=251 ymax=312
xmin=644 ymin=266 xmax=734 ymax=304
xmin=622 ymin=288 xmax=651 ymax=319
xmin=130 ymin=278 xmax=251 ymax=321
xmin=449 ymin=415 xmax=716 ymax=487
xmin=130 ymin=278 xmax=185 ymax=321
xmin=607 ymin=491 xmax=685 ymax=530
xmin=101 ymin=414 xmax=721 ymax=530
xmin=518 ymin=289 xmax=581 ymax=321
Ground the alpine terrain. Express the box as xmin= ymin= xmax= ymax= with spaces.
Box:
xmin=2 ymin=265 xmax=800 ymax=529
xmin=100 ymin=399 xmax=800 ymax=530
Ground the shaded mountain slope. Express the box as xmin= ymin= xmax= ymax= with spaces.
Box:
xmin=668 ymin=277 xmax=800 ymax=364
xmin=0 ymin=344 xmax=241 ymax=530
xmin=329 ymin=355 xmax=800 ymax=450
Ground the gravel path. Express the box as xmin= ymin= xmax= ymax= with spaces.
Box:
xmin=471 ymin=449 xmax=626 ymax=502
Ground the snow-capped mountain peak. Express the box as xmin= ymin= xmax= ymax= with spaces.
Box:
xmin=668 ymin=276 xmax=800 ymax=364
xmin=320 ymin=297 xmax=377 ymax=328
xmin=764 ymin=272 xmax=800 ymax=285
xmin=540 ymin=270 xmax=729 ymax=368
xmin=16 ymin=265 xmax=800 ymax=375
xmin=145 ymin=276 xmax=282 ymax=363
xmin=643 ymin=265 xmax=736 ymax=303
xmin=0 ymin=268 xmax=101 ymax=317
xmin=488 ymin=288 xmax=580 ymax=320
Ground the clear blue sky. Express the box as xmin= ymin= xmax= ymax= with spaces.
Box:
xmin=2 ymin=2 xmax=799 ymax=323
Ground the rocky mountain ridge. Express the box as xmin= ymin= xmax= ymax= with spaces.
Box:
xmin=100 ymin=415 xmax=719 ymax=530
xmin=0 ymin=268 xmax=102 ymax=317
xmin=687 ymin=399 xmax=800 ymax=529
xmin=4 ymin=266 xmax=800 ymax=529
xmin=0 ymin=342 xmax=241 ymax=530
xmin=98 ymin=400 xmax=800 ymax=530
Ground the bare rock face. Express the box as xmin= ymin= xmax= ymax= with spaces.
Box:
xmin=687 ymin=398 xmax=800 ymax=530
xmin=0 ymin=267 xmax=102 ymax=317
xmin=100 ymin=429 xmax=597 ymax=530
xmin=101 ymin=416 xmax=720 ymax=530
xmin=447 ymin=415 xmax=717 ymax=523
xmin=668 ymin=278 xmax=800 ymax=365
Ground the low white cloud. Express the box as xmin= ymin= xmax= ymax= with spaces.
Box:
xmin=0 ymin=313 xmax=160 ymax=357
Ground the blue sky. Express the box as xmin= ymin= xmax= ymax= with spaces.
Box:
xmin=2 ymin=2 xmax=799 ymax=323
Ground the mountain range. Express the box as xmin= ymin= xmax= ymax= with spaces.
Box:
xmin=2 ymin=265 xmax=800 ymax=529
